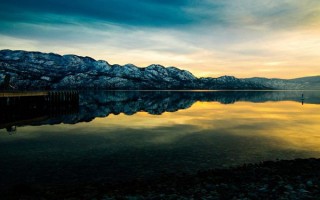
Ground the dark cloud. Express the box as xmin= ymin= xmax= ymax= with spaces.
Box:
xmin=0 ymin=0 xmax=204 ymax=27
xmin=1 ymin=0 xmax=317 ymax=32
xmin=0 ymin=0 xmax=319 ymax=79
xmin=0 ymin=0 xmax=318 ymax=29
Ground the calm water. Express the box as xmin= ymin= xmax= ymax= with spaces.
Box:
xmin=1 ymin=90 xmax=320 ymax=190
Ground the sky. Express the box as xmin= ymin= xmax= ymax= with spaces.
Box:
xmin=0 ymin=0 xmax=319 ymax=78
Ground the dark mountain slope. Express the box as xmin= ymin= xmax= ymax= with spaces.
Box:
xmin=0 ymin=49 xmax=319 ymax=90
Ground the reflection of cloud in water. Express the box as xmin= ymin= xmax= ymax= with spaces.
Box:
xmin=89 ymin=100 xmax=320 ymax=153
xmin=1 ymin=91 xmax=319 ymax=129
xmin=0 ymin=91 xmax=320 ymax=188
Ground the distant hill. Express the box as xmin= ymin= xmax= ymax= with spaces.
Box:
xmin=0 ymin=49 xmax=319 ymax=90
xmin=246 ymin=76 xmax=320 ymax=90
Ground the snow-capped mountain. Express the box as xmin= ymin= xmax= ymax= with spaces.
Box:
xmin=0 ymin=49 xmax=319 ymax=90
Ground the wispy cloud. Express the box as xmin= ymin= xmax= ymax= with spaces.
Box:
xmin=0 ymin=0 xmax=319 ymax=78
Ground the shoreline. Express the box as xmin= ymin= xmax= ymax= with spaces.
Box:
xmin=3 ymin=158 xmax=320 ymax=199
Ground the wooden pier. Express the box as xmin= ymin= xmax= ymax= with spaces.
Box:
xmin=0 ymin=91 xmax=80 ymax=132
xmin=0 ymin=91 xmax=49 ymax=98
xmin=0 ymin=91 xmax=79 ymax=105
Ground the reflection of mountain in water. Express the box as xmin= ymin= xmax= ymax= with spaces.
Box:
xmin=1 ymin=91 xmax=319 ymax=129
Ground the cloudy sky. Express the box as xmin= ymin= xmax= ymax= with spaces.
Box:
xmin=0 ymin=0 xmax=319 ymax=78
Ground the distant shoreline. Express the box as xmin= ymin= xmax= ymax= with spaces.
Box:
xmin=1 ymin=89 xmax=320 ymax=92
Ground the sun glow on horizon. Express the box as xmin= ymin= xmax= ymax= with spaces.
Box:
xmin=0 ymin=0 xmax=319 ymax=78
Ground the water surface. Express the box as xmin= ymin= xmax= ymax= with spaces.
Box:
xmin=1 ymin=90 xmax=320 ymax=190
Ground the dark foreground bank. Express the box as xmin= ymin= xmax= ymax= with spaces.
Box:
xmin=3 ymin=158 xmax=320 ymax=200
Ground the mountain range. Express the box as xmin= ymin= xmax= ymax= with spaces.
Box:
xmin=0 ymin=49 xmax=319 ymax=90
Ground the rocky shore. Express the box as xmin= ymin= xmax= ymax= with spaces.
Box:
xmin=3 ymin=158 xmax=320 ymax=200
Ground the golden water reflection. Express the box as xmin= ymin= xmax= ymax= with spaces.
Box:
xmin=92 ymin=101 xmax=320 ymax=153
xmin=1 ymin=95 xmax=320 ymax=185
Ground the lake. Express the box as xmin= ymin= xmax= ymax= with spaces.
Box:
xmin=1 ymin=90 xmax=320 ymax=191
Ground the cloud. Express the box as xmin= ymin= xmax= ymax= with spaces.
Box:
xmin=1 ymin=0 xmax=319 ymax=29
xmin=0 ymin=0 xmax=199 ymax=27
xmin=0 ymin=0 xmax=319 ymax=78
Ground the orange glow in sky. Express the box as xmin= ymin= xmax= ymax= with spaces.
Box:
xmin=0 ymin=0 xmax=319 ymax=78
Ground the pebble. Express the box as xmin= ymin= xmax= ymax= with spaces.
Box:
xmin=284 ymin=185 xmax=293 ymax=191
xmin=307 ymin=180 xmax=313 ymax=187
xmin=5 ymin=158 xmax=320 ymax=199
xmin=299 ymin=189 xmax=310 ymax=193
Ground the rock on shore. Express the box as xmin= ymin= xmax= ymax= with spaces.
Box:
xmin=3 ymin=158 xmax=320 ymax=199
